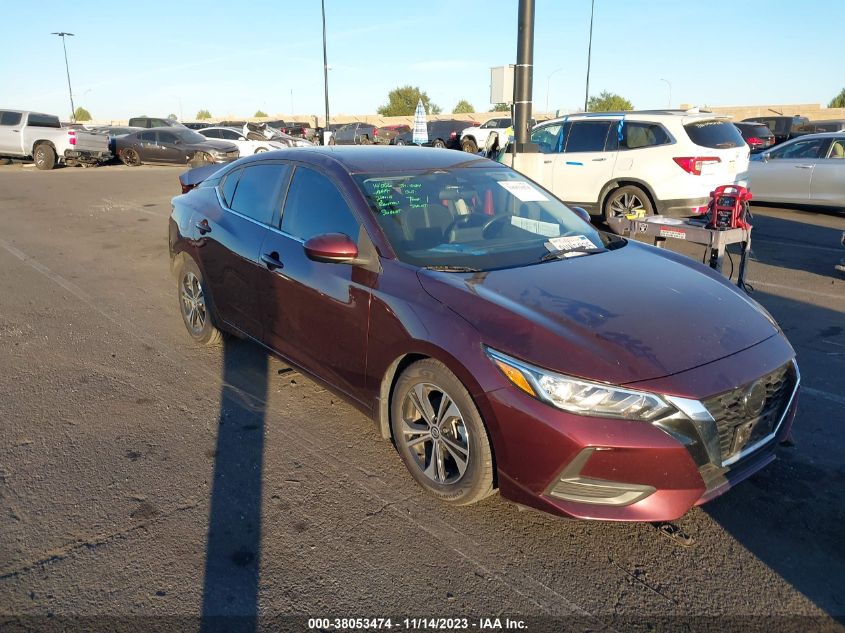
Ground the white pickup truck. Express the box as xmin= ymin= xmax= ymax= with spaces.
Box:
xmin=0 ymin=110 xmax=111 ymax=169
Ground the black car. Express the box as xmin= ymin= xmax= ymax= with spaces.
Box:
xmin=734 ymin=121 xmax=776 ymax=153
xmin=393 ymin=120 xmax=476 ymax=149
xmin=115 ymin=128 xmax=239 ymax=167
xmin=331 ymin=122 xmax=379 ymax=145
xmin=128 ymin=116 xmax=186 ymax=129
xmin=91 ymin=125 xmax=143 ymax=156
xmin=741 ymin=115 xmax=809 ymax=146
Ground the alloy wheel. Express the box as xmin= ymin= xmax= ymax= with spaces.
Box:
xmin=609 ymin=191 xmax=645 ymax=217
xmin=180 ymin=271 xmax=207 ymax=335
xmin=400 ymin=383 xmax=470 ymax=485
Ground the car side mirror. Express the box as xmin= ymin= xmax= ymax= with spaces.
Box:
xmin=173 ymin=139 xmax=182 ymax=145
xmin=303 ymin=233 xmax=359 ymax=263
xmin=761 ymin=152 xmax=770 ymax=163
xmin=571 ymin=206 xmax=591 ymax=224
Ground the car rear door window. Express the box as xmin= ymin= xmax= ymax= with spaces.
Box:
xmin=684 ymin=120 xmax=744 ymax=149
xmin=221 ymin=168 xmax=241 ymax=207
xmin=281 ymin=166 xmax=360 ymax=240
xmin=229 ymin=163 xmax=290 ymax=225
xmin=219 ymin=129 xmax=241 ymax=140
xmin=770 ymin=138 xmax=830 ymax=160
xmin=202 ymin=129 xmax=220 ymax=139
xmin=139 ymin=131 xmax=157 ymax=142
xmin=565 ymin=121 xmax=612 ymax=152
xmin=618 ymin=122 xmax=670 ymax=150
xmin=0 ymin=111 xmax=22 ymax=126
xmin=158 ymin=131 xmax=178 ymax=144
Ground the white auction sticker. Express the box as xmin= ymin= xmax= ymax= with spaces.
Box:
xmin=547 ymin=235 xmax=595 ymax=251
xmin=497 ymin=180 xmax=549 ymax=202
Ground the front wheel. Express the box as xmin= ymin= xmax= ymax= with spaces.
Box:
xmin=603 ymin=184 xmax=654 ymax=223
xmin=391 ymin=359 xmax=495 ymax=505
xmin=254 ymin=147 xmax=268 ymax=153
xmin=177 ymin=258 xmax=222 ymax=346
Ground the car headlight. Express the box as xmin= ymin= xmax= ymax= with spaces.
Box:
xmin=486 ymin=348 xmax=675 ymax=421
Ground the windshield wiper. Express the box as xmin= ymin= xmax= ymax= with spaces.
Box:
xmin=539 ymin=247 xmax=607 ymax=263
xmin=424 ymin=265 xmax=482 ymax=272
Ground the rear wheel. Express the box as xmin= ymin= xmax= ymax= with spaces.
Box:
xmin=432 ymin=138 xmax=447 ymax=149
xmin=391 ymin=359 xmax=495 ymax=505
xmin=177 ymin=258 xmax=222 ymax=346
xmin=33 ymin=144 xmax=56 ymax=170
xmin=603 ymin=185 xmax=653 ymax=223
xmin=121 ymin=148 xmax=141 ymax=167
xmin=394 ymin=139 xmax=406 ymax=146
xmin=461 ymin=138 xmax=478 ymax=153
xmin=254 ymin=147 xmax=268 ymax=153
xmin=359 ymin=135 xmax=372 ymax=145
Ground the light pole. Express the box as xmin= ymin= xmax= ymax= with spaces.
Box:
xmin=321 ymin=0 xmax=330 ymax=143
xmin=52 ymin=32 xmax=76 ymax=122
xmin=545 ymin=66 xmax=565 ymax=114
xmin=584 ymin=0 xmax=595 ymax=112
xmin=660 ymin=78 xmax=672 ymax=109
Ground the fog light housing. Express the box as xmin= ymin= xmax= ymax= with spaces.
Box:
xmin=546 ymin=448 xmax=656 ymax=506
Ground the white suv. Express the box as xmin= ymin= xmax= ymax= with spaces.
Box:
xmin=525 ymin=110 xmax=750 ymax=219
xmin=460 ymin=117 xmax=513 ymax=154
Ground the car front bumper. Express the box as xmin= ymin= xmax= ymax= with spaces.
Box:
xmin=486 ymin=334 xmax=798 ymax=522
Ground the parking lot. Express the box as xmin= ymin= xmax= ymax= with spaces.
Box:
xmin=0 ymin=163 xmax=843 ymax=631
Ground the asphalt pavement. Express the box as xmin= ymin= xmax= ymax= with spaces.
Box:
xmin=0 ymin=163 xmax=843 ymax=633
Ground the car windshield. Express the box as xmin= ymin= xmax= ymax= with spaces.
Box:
xmin=354 ymin=168 xmax=612 ymax=271
xmin=176 ymin=129 xmax=210 ymax=143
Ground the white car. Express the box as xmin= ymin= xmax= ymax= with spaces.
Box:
xmin=522 ymin=110 xmax=750 ymax=220
xmin=459 ymin=117 xmax=513 ymax=153
xmin=197 ymin=126 xmax=288 ymax=156
xmin=748 ymin=133 xmax=845 ymax=209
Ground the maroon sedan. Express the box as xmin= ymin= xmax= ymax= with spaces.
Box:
xmin=169 ymin=147 xmax=799 ymax=522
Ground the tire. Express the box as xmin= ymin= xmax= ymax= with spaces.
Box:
xmin=394 ymin=139 xmax=406 ymax=146
xmin=121 ymin=148 xmax=141 ymax=167
xmin=176 ymin=258 xmax=223 ymax=346
xmin=254 ymin=147 xmax=268 ymax=153
xmin=461 ymin=138 xmax=478 ymax=154
xmin=328 ymin=136 xmax=336 ymax=146
xmin=391 ymin=359 xmax=495 ymax=505
xmin=189 ymin=152 xmax=213 ymax=167
xmin=33 ymin=143 xmax=56 ymax=170
xmin=603 ymin=184 xmax=654 ymax=223
xmin=359 ymin=135 xmax=372 ymax=145
xmin=432 ymin=139 xmax=447 ymax=149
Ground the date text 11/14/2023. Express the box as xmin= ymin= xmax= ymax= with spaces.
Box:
xmin=307 ymin=617 xmax=528 ymax=630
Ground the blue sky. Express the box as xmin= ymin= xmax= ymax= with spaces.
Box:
xmin=2 ymin=0 xmax=842 ymax=121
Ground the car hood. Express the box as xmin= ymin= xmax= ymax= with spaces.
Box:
xmin=184 ymin=140 xmax=238 ymax=152
xmin=417 ymin=241 xmax=779 ymax=386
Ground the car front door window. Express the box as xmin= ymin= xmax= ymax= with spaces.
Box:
xmin=281 ymin=166 xmax=360 ymax=240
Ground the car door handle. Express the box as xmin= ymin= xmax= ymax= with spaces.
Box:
xmin=195 ymin=220 xmax=211 ymax=234
xmin=794 ymin=165 xmax=813 ymax=169
xmin=592 ymin=157 xmax=607 ymax=162
xmin=261 ymin=252 xmax=284 ymax=270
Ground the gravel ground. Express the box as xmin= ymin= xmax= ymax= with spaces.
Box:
xmin=0 ymin=163 xmax=843 ymax=633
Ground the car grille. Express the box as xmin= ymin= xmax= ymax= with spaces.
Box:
xmin=701 ymin=361 xmax=797 ymax=463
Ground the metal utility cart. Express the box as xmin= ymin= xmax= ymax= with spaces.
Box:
xmin=606 ymin=215 xmax=752 ymax=291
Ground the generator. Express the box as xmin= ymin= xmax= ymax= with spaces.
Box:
xmin=706 ymin=184 xmax=753 ymax=230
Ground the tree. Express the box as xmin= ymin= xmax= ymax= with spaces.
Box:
xmin=587 ymin=91 xmax=633 ymax=112
xmin=829 ymin=88 xmax=845 ymax=108
xmin=377 ymin=86 xmax=441 ymax=116
xmin=452 ymin=100 xmax=475 ymax=114
xmin=196 ymin=109 xmax=212 ymax=120
xmin=73 ymin=106 xmax=91 ymax=121
xmin=254 ymin=110 xmax=268 ymax=118
xmin=167 ymin=113 xmax=177 ymax=120
xmin=490 ymin=103 xmax=510 ymax=112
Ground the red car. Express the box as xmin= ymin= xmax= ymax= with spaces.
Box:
xmin=169 ymin=147 xmax=799 ymax=522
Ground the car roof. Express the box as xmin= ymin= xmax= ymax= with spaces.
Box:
xmin=236 ymin=146 xmax=497 ymax=173
xmin=540 ymin=109 xmax=730 ymax=125
xmin=779 ymin=132 xmax=845 ymax=142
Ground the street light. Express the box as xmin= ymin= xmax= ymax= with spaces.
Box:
xmin=51 ymin=32 xmax=76 ymax=122
xmin=584 ymin=0 xmax=595 ymax=112
xmin=660 ymin=78 xmax=672 ymax=109
xmin=321 ymin=0 xmax=330 ymax=143
xmin=545 ymin=66 xmax=565 ymax=114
